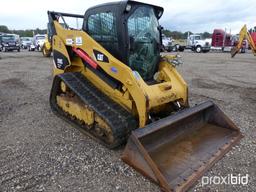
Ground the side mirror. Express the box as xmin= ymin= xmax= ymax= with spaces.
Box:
xmin=158 ymin=25 xmax=163 ymax=48
xmin=129 ymin=36 xmax=135 ymax=51
xmin=157 ymin=25 xmax=163 ymax=31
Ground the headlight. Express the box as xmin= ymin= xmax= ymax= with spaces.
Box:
xmin=16 ymin=44 xmax=20 ymax=46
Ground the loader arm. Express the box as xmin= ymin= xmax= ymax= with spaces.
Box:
xmin=231 ymin=24 xmax=256 ymax=57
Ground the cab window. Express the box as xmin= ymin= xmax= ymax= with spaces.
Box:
xmin=87 ymin=12 xmax=119 ymax=59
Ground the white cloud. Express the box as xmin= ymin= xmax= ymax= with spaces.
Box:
xmin=156 ymin=0 xmax=256 ymax=33
xmin=0 ymin=0 xmax=255 ymax=34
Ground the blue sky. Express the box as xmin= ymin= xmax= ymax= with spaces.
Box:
xmin=0 ymin=0 xmax=255 ymax=34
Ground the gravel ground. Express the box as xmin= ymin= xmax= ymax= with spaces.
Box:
xmin=0 ymin=50 xmax=255 ymax=192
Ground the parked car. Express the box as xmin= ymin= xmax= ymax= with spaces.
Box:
xmin=0 ymin=34 xmax=20 ymax=52
xmin=0 ymin=33 xmax=3 ymax=51
xmin=20 ymin=37 xmax=32 ymax=49
xmin=28 ymin=34 xmax=46 ymax=51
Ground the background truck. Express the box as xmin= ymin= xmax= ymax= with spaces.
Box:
xmin=161 ymin=34 xmax=173 ymax=52
xmin=161 ymin=34 xmax=185 ymax=52
xmin=186 ymin=33 xmax=211 ymax=53
xmin=0 ymin=34 xmax=20 ymax=52
xmin=28 ymin=34 xmax=46 ymax=51
xmin=211 ymin=29 xmax=247 ymax=52
xmin=172 ymin=33 xmax=211 ymax=53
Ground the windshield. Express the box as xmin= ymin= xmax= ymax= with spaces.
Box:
xmin=21 ymin=37 xmax=31 ymax=41
xmin=2 ymin=35 xmax=15 ymax=41
xmin=36 ymin=36 xmax=45 ymax=40
xmin=127 ymin=6 xmax=160 ymax=80
xmin=194 ymin=36 xmax=201 ymax=40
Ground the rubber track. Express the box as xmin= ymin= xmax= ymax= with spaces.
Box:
xmin=50 ymin=72 xmax=138 ymax=149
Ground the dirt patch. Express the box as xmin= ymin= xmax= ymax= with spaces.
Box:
xmin=192 ymin=78 xmax=256 ymax=103
xmin=192 ymin=78 xmax=238 ymax=91
xmin=240 ymin=87 xmax=256 ymax=103
xmin=0 ymin=51 xmax=255 ymax=192
xmin=1 ymin=78 xmax=28 ymax=89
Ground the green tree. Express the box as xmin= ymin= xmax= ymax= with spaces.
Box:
xmin=183 ymin=31 xmax=193 ymax=39
xmin=6 ymin=28 xmax=47 ymax=37
xmin=170 ymin=31 xmax=184 ymax=39
xmin=0 ymin=25 xmax=10 ymax=33
xmin=201 ymin=32 xmax=212 ymax=39
xmin=162 ymin=29 xmax=184 ymax=39
xmin=162 ymin=29 xmax=172 ymax=37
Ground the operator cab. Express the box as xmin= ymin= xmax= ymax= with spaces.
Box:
xmin=83 ymin=0 xmax=164 ymax=80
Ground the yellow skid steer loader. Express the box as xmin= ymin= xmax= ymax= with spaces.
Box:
xmin=48 ymin=1 xmax=242 ymax=191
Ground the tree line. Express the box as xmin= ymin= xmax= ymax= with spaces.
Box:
xmin=1 ymin=25 xmax=256 ymax=39
xmin=0 ymin=25 xmax=46 ymax=37
xmin=0 ymin=24 xmax=212 ymax=39
xmin=162 ymin=29 xmax=212 ymax=39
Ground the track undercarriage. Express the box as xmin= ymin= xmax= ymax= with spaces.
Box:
xmin=50 ymin=72 xmax=137 ymax=148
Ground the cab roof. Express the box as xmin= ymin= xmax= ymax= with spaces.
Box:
xmin=86 ymin=0 xmax=164 ymax=19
